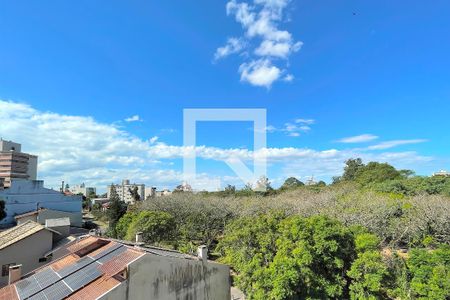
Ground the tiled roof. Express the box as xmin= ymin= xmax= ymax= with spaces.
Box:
xmin=0 ymin=221 xmax=47 ymax=250
xmin=0 ymin=235 xmax=202 ymax=300
xmin=1 ymin=237 xmax=145 ymax=300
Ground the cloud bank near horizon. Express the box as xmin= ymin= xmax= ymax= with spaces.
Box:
xmin=0 ymin=100 xmax=436 ymax=191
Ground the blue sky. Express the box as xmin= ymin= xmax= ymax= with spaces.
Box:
xmin=0 ymin=0 xmax=449 ymax=191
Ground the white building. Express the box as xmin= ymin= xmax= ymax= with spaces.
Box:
xmin=0 ymin=139 xmax=38 ymax=188
xmin=69 ymin=183 xmax=96 ymax=197
xmin=433 ymin=170 xmax=450 ymax=177
xmin=0 ymin=179 xmax=82 ymax=227
xmin=107 ymin=179 xmax=145 ymax=204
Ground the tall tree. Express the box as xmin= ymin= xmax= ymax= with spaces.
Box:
xmin=128 ymin=186 xmax=141 ymax=202
xmin=342 ymin=158 xmax=365 ymax=181
xmin=280 ymin=177 xmax=304 ymax=190
xmin=107 ymin=185 xmax=127 ymax=238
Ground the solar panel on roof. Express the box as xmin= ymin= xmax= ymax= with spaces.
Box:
xmin=42 ymin=281 xmax=72 ymax=299
xmin=15 ymin=276 xmax=41 ymax=300
xmin=97 ymin=245 xmax=127 ymax=264
xmin=91 ymin=243 xmax=122 ymax=259
xmin=63 ymin=264 xmax=102 ymax=291
xmin=27 ymin=291 xmax=47 ymax=300
xmin=57 ymin=256 xmax=94 ymax=277
xmin=34 ymin=267 xmax=60 ymax=290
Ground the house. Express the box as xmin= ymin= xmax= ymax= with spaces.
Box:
xmin=0 ymin=179 xmax=82 ymax=227
xmin=14 ymin=208 xmax=82 ymax=228
xmin=0 ymin=221 xmax=62 ymax=287
xmin=0 ymin=235 xmax=231 ymax=300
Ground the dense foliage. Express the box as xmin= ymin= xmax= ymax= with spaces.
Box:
xmin=107 ymin=159 xmax=450 ymax=299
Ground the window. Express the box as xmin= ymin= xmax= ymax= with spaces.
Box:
xmin=2 ymin=263 xmax=16 ymax=277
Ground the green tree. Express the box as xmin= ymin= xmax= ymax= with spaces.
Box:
xmin=407 ymin=245 xmax=450 ymax=299
xmin=355 ymin=162 xmax=402 ymax=186
xmin=128 ymin=186 xmax=141 ymax=202
xmin=218 ymin=214 xmax=356 ymax=299
xmin=115 ymin=211 xmax=137 ymax=240
xmin=107 ymin=185 xmax=127 ymax=238
xmin=342 ymin=158 xmax=365 ymax=181
xmin=348 ymin=233 xmax=389 ymax=299
xmin=0 ymin=200 xmax=6 ymax=222
xmin=125 ymin=211 xmax=176 ymax=245
xmin=280 ymin=177 xmax=304 ymax=190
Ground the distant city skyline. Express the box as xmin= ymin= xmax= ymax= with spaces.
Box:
xmin=1 ymin=1 xmax=449 ymax=190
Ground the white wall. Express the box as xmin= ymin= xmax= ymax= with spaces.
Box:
xmin=0 ymin=180 xmax=82 ymax=227
xmin=0 ymin=229 xmax=53 ymax=287
xmin=99 ymin=254 xmax=230 ymax=300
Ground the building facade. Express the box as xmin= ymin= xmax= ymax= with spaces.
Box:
xmin=0 ymin=179 xmax=82 ymax=227
xmin=0 ymin=139 xmax=38 ymax=188
xmin=69 ymin=183 xmax=96 ymax=197
xmin=107 ymin=179 xmax=145 ymax=204
xmin=0 ymin=221 xmax=55 ymax=287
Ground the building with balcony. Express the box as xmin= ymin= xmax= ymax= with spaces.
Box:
xmin=0 ymin=139 xmax=38 ymax=188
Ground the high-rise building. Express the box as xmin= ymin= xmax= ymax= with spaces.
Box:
xmin=0 ymin=139 xmax=38 ymax=187
xmin=107 ymin=179 xmax=145 ymax=204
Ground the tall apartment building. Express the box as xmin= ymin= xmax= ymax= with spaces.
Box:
xmin=107 ymin=179 xmax=145 ymax=204
xmin=0 ymin=139 xmax=38 ymax=188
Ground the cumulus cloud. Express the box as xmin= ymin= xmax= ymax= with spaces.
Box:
xmin=149 ymin=136 xmax=159 ymax=144
xmin=239 ymin=59 xmax=281 ymax=88
xmin=338 ymin=134 xmax=379 ymax=143
xmin=216 ymin=0 xmax=302 ymax=88
xmin=124 ymin=115 xmax=142 ymax=122
xmin=0 ymin=100 xmax=435 ymax=190
xmin=214 ymin=37 xmax=245 ymax=60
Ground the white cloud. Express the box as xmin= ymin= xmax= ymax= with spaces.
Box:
xmin=295 ymin=118 xmax=315 ymax=125
xmin=367 ymin=139 xmax=428 ymax=150
xmin=216 ymin=0 xmax=302 ymax=88
xmin=239 ymin=59 xmax=281 ymax=88
xmin=124 ymin=115 xmax=142 ymax=122
xmin=255 ymin=40 xmax=302 ymax=58
xmin=149 ymin=136 xmax=159 ymax=144
xmin=283 ymin=74 xmax=294 ymax=82
xmin=0 ymin=100 xmax=436 ymax=190
xmin=214 ymin=37 xmax=245 ymax=60
xmin=338 ymin=134 xmax=379 ymax=143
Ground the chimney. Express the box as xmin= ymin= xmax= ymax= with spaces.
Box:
xmin=197 ymin=245 xmax=208 ymax=262
xmin=8 ymin=265 xmax=22 ymax=284
xmin=135 ymin=232 xmax=144 ymax=246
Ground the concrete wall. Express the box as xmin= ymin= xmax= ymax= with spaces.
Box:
xmin=16 ymin=214 xmax=37 ymax=225
xmin=0 ymin=180 xmax=82 ymax=227
xmin=99 ymin=254 xmax=230 ymax=300
xmin=0 ymin=229 xmax=53 ymax=287
xmin=38 ymin=209 xmax=82 ymax=227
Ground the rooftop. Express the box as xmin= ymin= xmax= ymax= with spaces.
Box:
xmin=46 ymin=217 xmax=70 ymax=228
xmin=0 ymin=235 xmax=199 ymax=300
xmin=0 ymin=221 xmax=49 ymax=250
xmin=14 ymin=208 xmax=47 ymax=220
